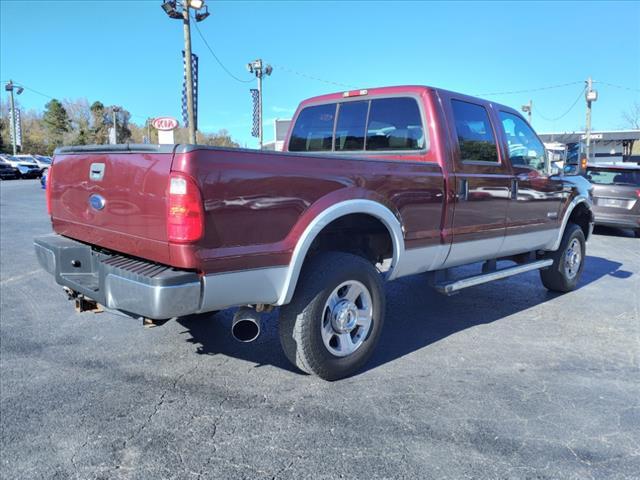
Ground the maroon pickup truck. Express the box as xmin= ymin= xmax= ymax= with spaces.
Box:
xmin=35 ymin=85 xmax=594 ymax=380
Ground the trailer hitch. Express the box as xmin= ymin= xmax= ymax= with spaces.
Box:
xmin=63 ymin=287 xmax=103 ymax=314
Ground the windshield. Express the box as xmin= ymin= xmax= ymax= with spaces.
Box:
xmin=586 ymin=167 xmax=640 ymax=186
xmin=35 ymin=155 xmax=51 ymax=164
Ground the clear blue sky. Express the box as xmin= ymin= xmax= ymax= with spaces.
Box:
xmin=1 ymin=0 xmax=639 ymax=147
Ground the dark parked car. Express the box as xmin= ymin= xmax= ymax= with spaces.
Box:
xmin=585 ymin=163 xmax=640 ymax=237
xmin=0 ymin=156 xmax=20 ymax=180
xmin=0 ymin=154 xmax=41 ymax=179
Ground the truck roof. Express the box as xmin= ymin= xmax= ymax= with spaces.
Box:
xmin=297 ymin=84 xmax=518 ymax=115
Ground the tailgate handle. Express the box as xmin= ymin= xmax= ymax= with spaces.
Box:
xmin=89 ymin=163 xmax=105 ymax=181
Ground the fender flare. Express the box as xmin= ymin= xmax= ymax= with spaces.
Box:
xmin=549 ymin=196 xmax=592 ymax=251
xmin=276 ymin=199 xmax=405 ymax=305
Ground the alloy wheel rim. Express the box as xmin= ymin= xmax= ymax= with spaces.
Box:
xmin=564 ymin=238 xmax=582 ymax=280
xmin=321 ymin=280 xmax=373 ymax=357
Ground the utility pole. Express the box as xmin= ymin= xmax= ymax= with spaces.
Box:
xmin=521 ymin=100 xmax=532 ymax=125
xmin=584 ymin=77 xmax=598 ymax=163
xmin=161 ymin=0 xmax=210 ymax=145
xmin=247 ymin=59 xmax=273 ymax=149
xmin=4 ymin=80 xmax=24 ymax=155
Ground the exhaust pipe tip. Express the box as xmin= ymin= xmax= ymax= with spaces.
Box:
xmin=231 ymin=307 xmax=262 ymax=342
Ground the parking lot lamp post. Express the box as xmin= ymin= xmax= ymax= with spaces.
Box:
xmin=161 ymin=0 xmax=209 ymax=145
xmin=4 ymin=80 xmax=24 ymax=155
xmin=246 ymin=60 xmax=273 ymax=149
xmin=112 ymin=106 xmax=120 ymax=144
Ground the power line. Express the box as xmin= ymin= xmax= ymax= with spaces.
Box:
xmin=476 ymin=81 xmax=583 ymax=96
xmin=12 ymin=83 xmax=55 ymax=100
xmin=189 ymin=17 xmax=356 ymax=89
xmin=4 ymin=80 xmax=151 ymax=122
xmin=594 ymin=81 xmax=640 ymax=93
xmin=533 ymin=87 xmax=586 ymax=122
xmin=191 ymin=18 xmax=254 ymax=84
xmin=271 ymin=63 xmax=357 ymax=89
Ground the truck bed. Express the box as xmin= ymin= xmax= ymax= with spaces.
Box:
xmin=50 ymin=144 xmax=446 ymax=274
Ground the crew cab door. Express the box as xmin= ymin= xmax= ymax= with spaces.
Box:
xmin=441 ymin=97 xmax=511 ymax=267
xmin=496 ymin=111 xmax=565 ymax=254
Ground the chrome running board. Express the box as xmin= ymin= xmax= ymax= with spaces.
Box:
xmin=434 ymin=259 xmax=553 ymax=295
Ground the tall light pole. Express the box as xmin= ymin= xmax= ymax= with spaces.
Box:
xmin=247 ymin=59 xmax=273 ymax=149
xmin=111 ymin=106 xmax=120 ymax=144
xmin=4 ymin=80 xmax=24 ymax=155
xmin=182 ymin=0 xmax=196 ymax=144
xmin=584 ymin=77 xmax=598 ymax=163
xmin=521 ymin=100 xmax=532 ymax=125
xmin=161 ymin=0 xmax=210 ymax=145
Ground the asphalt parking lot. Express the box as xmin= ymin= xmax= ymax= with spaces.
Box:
xmin=1 ymin=179 xmax=639 ymax=480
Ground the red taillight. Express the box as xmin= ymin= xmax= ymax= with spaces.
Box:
xmin=46 ymin=165 xmax=53 ymax=215
xmin=636 ymin=189 xmax=640 ymax=199
xmin=167 ymin=173 xmax=204 ymax=243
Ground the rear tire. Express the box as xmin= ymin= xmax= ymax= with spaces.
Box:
xmin=279 ymin=252 xmax=385 ymax=381
xmin=540 ymin=223 xmax=586 ymax=292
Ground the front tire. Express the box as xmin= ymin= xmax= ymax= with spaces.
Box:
xmin=540 ymin=223 xmax=586 ymax=292
xmin=279 ymin=252 xmax=385 ymax=381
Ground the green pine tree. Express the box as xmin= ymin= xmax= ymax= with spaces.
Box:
xmin=42 ymin=99 xmax=70 ymax=151
xmin=90 ymin=101 xmax=109 ymax=144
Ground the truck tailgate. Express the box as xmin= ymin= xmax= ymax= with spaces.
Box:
xmin=50 ymin=146 xmax=175 ymax=265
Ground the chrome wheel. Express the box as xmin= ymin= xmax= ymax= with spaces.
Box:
xmin=564 ymin=238 xmax=582 ymax=280
xmin=321 ymin=280 xmax=373 ymax=357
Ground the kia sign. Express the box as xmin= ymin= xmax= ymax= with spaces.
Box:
xmin=152 ymin=117 xmax=179 ymax=131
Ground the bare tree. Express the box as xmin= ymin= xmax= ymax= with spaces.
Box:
xmin=621 ymin=102 xmax=640 ymax=129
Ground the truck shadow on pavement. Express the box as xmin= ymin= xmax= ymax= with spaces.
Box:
xmin=176 ymin=255 xmax=630 ymax=378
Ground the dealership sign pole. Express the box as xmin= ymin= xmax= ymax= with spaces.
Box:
xmin=152 ymin=117 xmax=179 ymax=145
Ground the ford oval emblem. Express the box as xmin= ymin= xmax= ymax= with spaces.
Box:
xmin=89 ymin=194 xmax=106 ymax=211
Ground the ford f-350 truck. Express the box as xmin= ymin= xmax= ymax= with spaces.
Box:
xmin=35 ymin=85 xmax=594 ymax=380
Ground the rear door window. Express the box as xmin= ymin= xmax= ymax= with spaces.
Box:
xmin=335 ymin=101 xmax=368 ymax=151
xmin=289 ymin=103 xmax=336 ymax=152
xmin=451 ymin=99 xmax=499 ymax=163
xmin=366 ymin=97 xmax=425 ymax=151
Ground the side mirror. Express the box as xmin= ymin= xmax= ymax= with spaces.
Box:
xmin=563 ymin=164 xmax=579 ymax=175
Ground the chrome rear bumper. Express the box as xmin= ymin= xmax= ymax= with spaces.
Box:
xmin=34 ymin=234 xmax=201 ymax=319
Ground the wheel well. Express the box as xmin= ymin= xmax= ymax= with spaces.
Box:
xmin=306 ymin=213 xmax=394 ymax=264
xmin=568 ymin=202 xmax=592 ymax=240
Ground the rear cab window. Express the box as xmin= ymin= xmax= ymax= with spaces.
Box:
xmin=289 ymin=103 xmax=336 ymax=152
xmin=289 ymin=96 xmax=427 ymax=153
